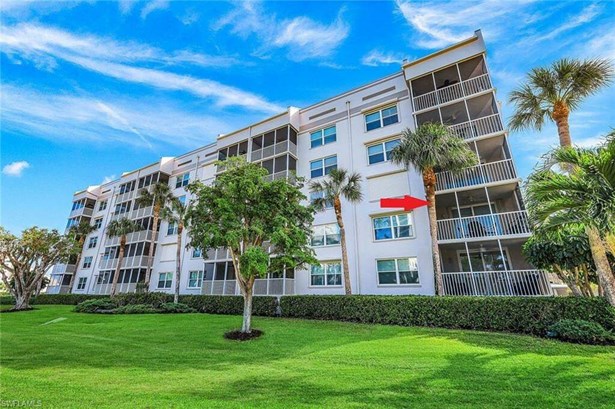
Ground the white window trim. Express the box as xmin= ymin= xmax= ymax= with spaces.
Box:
xmin=187 ymin=271 xmax=204 ymax=289
xmin=375 ymin=257 xmax=421 ymax=287
xmin=309 ymin=155 xmax=337 ymax=179
xmin=310 ymin=223 xmax=341 ymax=248
xmin=366 ymin=137 xmax=402 ymax=166
xmin=371 ymin=212 xmax=416 ymax=242
xmin=157 ymin=272 xmax=173 ymax=289
xmin=308 ymin=260 xmax=343 ymax=288
xmin=364 ymin=104 xmax=400 ymax=132
xmin=309 ymin=125 xmax=337 ymax=149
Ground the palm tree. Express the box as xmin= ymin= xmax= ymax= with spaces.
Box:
xmin=509 ymin=58 xmax=613 ymax=147
xmin=135 ymin=182 xmax=175 ymax=291
xmin=309 ymin=168 xmax=362 ymax=295
xmin=525 ymin=132 xmax=615 ymax=306
xmin=391 ymin=123 xmax=477 ymax=295
xmin=106 ymin=218 xmax=140 ymax=297
xmin=67 ymin=221 xmax=96 ymax=293
xmin=161 ymin=198 xmax=190 ymax=303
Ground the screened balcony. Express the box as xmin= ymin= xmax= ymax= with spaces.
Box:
xmin=250 ymin=125 xmax=298 ymax=162
xmin=201 ymin=260 xmax=295 ymax=296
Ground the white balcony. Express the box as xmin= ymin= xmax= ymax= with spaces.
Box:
xmin=202 ymin=278 xmax=295 ymax=296
xmin=98 ymin=255 xmax=151 ymax=270
xmin=413 ymin=73 xmax=492 ymax=111
xmin=448 ymin=114 xmax=504 ymax=141
xmin=436 ymin=159 xmax=517 ymax=192
xmin=437 ymin=210 xmax=531 ymax=243
xmin=105 ymin=229 xmax=157 ymax=246
xmin=442 ymin=270 xmax=552 ymax=296
xmin=250 ymin=140 xmax=297 ymax=162
xmin=265 ymin=170 xmax=296 ymax=182
xmin=110 ymin=206 xmax=153 ymax=222
xmin=115 ymin=190 xmax=135 ymax=204
xmin=90 ymin=282 xmax=137 ymax=295
xmin=69 ymin=206 xmax=94 ymax=219
xmin=51 ymin=263 xmax=76 ymax=275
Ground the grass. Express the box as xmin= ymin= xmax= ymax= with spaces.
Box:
xmin=1 ymin=306 xmax=614 ymax=408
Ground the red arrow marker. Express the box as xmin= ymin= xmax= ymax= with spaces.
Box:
xmin=380 ymin=195 xmax=429 ymax=211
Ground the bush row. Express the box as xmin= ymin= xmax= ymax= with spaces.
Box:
xmin=0 ymin=294 xmax=109 ymax=306
xmin=279 ymin=295 xmax=615 ymax=336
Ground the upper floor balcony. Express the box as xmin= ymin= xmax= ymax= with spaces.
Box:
xmin=448 ymin=114 xmax=504 ymax=141
xmin=104 ymin=229 xmax=157 ymax=246
xmin=413 ymin=73 xmax=492 ymax=112
xmin=51 ymin=263 xmax=76 ymax=275
xmin=69 ymin=205 xmax=94 ymax=219
xmin=98 ymin=255 xmax=151 ymax=270
xmin=251 ymin=139 xmax=298 ymax=162
xmin=436 ymin=159 xmax=518 ymax=193
xmin=437 ymin=210 xmax=531 ymax=243
xmin=110 ymin=206 xmax=153 ymax=222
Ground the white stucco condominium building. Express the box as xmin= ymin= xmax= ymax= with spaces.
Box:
xmin=48 ymin=31 xmax=553 ymax=297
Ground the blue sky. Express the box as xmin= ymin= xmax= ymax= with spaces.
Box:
xmin=1 ymin=0 xmax=614 ymax=234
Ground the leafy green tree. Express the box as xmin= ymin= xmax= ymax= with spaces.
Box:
xmin=391 ymin=123 xmax=477 ymax=295
xmin=135 ymin=182 xmax=175 ymax=290
xmin=525 ymin=133 xmax=615 ymax=305
xmin=161 ymin=197 xmax=190 ymax=304
xmin=509 ymin=58 xmax=613 ymax=147
xmin=309 ymin=169 xmax=363 ymax=295
xmin=67 ymin=220 xmax=96 ymax=293
xmin=0 ymin=227 xmax=79 ymax=310
xmin=106 ymin=218 xmax=140 ymax=297
xmin=188 ymin=158 xmax=316 ymax=333
xmin=523 ymin=224 xmax=597 ymax=297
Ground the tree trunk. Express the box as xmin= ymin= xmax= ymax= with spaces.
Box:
xmin=334 ymin=196 xmax=352 ymax=295
xmin=242 ymin=288 xmax=253 ymax=333
xmin=110 ymin=237 xmax=126 ymax=297
xmin=67 ymin=237 xmax=85 ymax=294
xmin=586 ymin=226 xmax=615 ymax=306
xmin=552 ymin=102 xmax=571 ymax=147
xmin=143 ymin=209 xmax=160 ymax=291
xmin=423 ymin=169 xmax=444 ymax=295
xmin=174 ymin=225 xmax=183 ymax=304
xmin=13 ymin=291 xmax=33 ymax=310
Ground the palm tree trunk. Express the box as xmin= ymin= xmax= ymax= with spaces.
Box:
xmin=143 ymin=209 xmax=159 ymax=291
xmin=334 ymin=197 xmax=352 ymax=295
xmin=110 ymin=237 xmax=126 ymax=297
xmin=67 ymin=237 xmax=85 ymax=294
xmin=586 ymin=225 xmax=615 ymax=306
xmin=552 ymin=102 xmax=571 ymax=147
xmin=423 ymin=169 xmax=444 ymax=295
xmin=174 ymin=225 xmax=183 ymax=304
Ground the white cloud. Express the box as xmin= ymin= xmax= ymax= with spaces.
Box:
xmin=361 ymin=50 xmax=406 ymax=67
xmin=2 ymin=161 xmax=30 ymax=177
xmin=140 ymin=0 xmax=169 ymax=19
xmin=0 ymin=24 xmax=282 ymax=113
xmin=214 ymin=2 xmax=349 ymax=61
xmin=102 ymin=175 xmax=117 ymax=184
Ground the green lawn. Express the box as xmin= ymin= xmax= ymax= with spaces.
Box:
xmin=1 ymin=306 xmax=614 ymax=408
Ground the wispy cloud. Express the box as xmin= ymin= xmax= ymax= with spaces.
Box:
xmin=0 ymin=23 xmax=282 ymax=113
xmin=361 ymin=49 xmax=406 ymax=67
xmin=2 ymin=161 xmax=30 ymax=177
xmin=214 ymin=2 xmax=349 ymax=61
xmin=102 ymin=175 xmax=117 ymax=184
xmin=523 ymin=4 xmax=601 ymax=43
xmin=140 ymin=0 xmax=169 ymax=19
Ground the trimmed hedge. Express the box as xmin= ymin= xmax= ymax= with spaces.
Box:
xmin=548 ymin=319 xmax=615 ymax=345
xmin=179 ymin=295 xmax=279 ymax=317
xmin=1 ymin=294 xmax=109 ymax=306
xmin=279 ymin=295 xmax=615 ymax=336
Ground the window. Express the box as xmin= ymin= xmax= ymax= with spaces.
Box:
xmin=192 ymin=248 xmax=202 ymax=258
xmin=311 ymin=224 xmax=341 ymax=247
xmin=188 ymin=271 xmax=204 ymax=288
xmin=157 ymin=272 xmax=172 ymax=289
xmin=88 ymin=236 xmax=98 ymax=248
xmin=82 ymin=256 xmax=93 ymax=269
xmin=310 ymin=126 xmax=336 ymax=148
xmin=365 ymin=105 xmax=399 ymax=131
xmin=310 ymin=155 xmax=337 ymax=178
xmin=77 ymin=277 xmax=87 ymax=290
xmin=98 ymin=200 xmax=108 ymax=211
xmin=167 ymin=222 xmax=178 ymax=236
xmin=377 ymin=257 xmax=419 ymax=285
xmin=71 ymin=200 xmax=85 ymax=211
xmin=178 ymin=195 xmax=186 ymax=205
xmin=372 ymin=213 xmax=414 ymax=240
xmin=367 ymin=138 xmax=401 ymax=164
xmin=310 ymin=262 xmax=342 ymax=286
xmin=310 ymin=191 xmax=334 ymax=210
xmin=175 ymin=172 xmax=190 ymax=188
xmin=459 ymin=249 xmax=511 ymax=272
xmin=93 ymin=218 xmax=103 ymax=230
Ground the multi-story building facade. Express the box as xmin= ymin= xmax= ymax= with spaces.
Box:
xmin=48 ymin=31 xmax=553 ymax=297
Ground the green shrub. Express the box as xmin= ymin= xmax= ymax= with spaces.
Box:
xmin=114 ymin=292 xmax=172 ymax=308
xmin=548 ymin=319 xmax=615 ymax=345
xmin=279 ymin=296 xmax=615 ymax=336
xmin=179 ymin=295 xmax=278 ymax=317
xmin=113 ymin=304 xmax=159 ymax=314
xmin=159 ymin=302 xmax=196 ymax=313
xmin=74 ymin=299 xmax=117 ymax=313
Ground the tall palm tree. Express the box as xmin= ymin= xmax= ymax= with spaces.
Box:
xmin=309 ymin=168 xmax=362 ymax=295
xmin=525 ymin=132 xmax=615 ymax=306
xmin=509 ymin=58 xmax=613 ymax=147
xmin=67 ymin=221 xmax=96 ymax=293
xmin=135 ymin=182 xmax=174 ymax=291
xmin=161 ymin=198 xmax=190 ymax=303
xmin=106 ymin=218 xmax=140 ymax=297
xmin=391 ymin=123 xmax=477 ymax=295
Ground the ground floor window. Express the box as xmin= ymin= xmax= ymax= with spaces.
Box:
xmin=77 ymin=277 xmax=87 ymax=290
xmin=310 ymin=262 xmax=342 ymax=286
xmin=157 ymin=272 xmax=172 ymax=289
xmin=377 ymin=257 xmax=419 ymax=285
xmin=188 ymin=271 xmax=204 ymax=288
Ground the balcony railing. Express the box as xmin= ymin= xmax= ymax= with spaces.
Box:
xmin=442 ymin=270 xmax=552 ymax=296
xmin=251 ymin=140 xmax=298 ymax=162
xmin=116 ymin=190 xmax=135 ymax=204
xmin=448 ymin=114 xmax=504 ymax=140
xmin=265 ymin=170 xmax=297 ymax=183
xmin=413 ymin=73 xmax=492 ymax=111
xmin=69 ymin=206 xmax=94 ymax=219
xmin=436 ymin=159 xmax=517 ymax=192
xmin=98 ymin=255 xmax=151 ymax=270
xmin=46 ymin=284 xmax=72 ymax=295
xmin=202 ymin=278 xmax=295 ymax=296
xmin=51 ymin=263 xmax=76 ymax=275
xmin=110 ymin=206 xmax=153 ymax=222
xmin=437 ymin=210 xmax=531 ymax=242
xmin=105 ymin=229 xmax=157 ymax=246
xmin=90 ymin=282 xmax=137 ymax=295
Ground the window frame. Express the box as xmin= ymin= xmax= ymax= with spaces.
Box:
xmin=82 ymin=256 xmax=93 ymax=269
xmin=371 ymin=212 xmax=415 ymax=241
xmin=309 ymin=261 xmax=343 ymax=288
xmin=167 ymin=221 xmax=178 ymax=236
xmin=175 ymin=172 xmax=190 ymax=189
xmin=309 ymin=155 xmax=337 ymax=179
xmin=77 ymin=277 xmax=87 ymax=290
xmin=364 ymin=105 xmax=400 ymax=132
xmin=311 ymin=223 xmax=341 ymax=247
xmin=187 ymin=270 xmax=204 ymax=289
xmin=87 ymin=236 xmax=98 ymax=249
xmin=366 ymin=137 xmax=401 ymax=165
xmin=191 ymin=248 xmax=202 ymax=258
xmin=376 ymin=257 xmax=420 ymax=286
xmin=309 ymin=191 xmax=334 ymax=210
xmin=157 ymin=272 xmax=173 ymax=289
xmin=310 ymin=125 xmax=337 ymax=149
